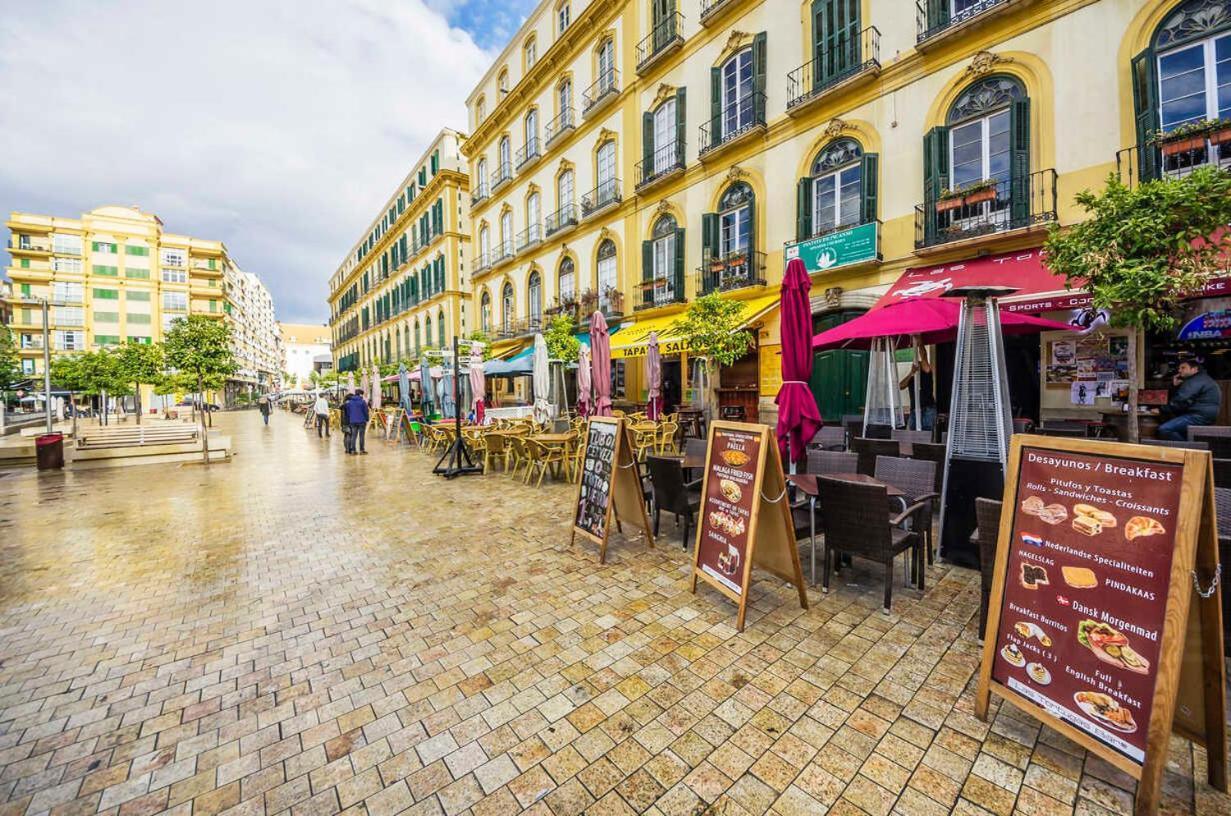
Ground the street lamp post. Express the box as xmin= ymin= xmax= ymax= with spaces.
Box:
xmin=41 ymin=299 xmax=51 ymax=434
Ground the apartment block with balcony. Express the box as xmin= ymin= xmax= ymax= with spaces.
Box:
xmin=223 ymin=267 xmax=281 ymax=402
xmin=326 ymin=129 xmax=470 ymax=374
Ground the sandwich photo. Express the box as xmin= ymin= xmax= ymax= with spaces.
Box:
xmin=1077 ymin=620 xmax=1150 ymax=674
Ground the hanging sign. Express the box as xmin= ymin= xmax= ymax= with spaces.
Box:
xmin=976 ymin=436 xmax=1226 ymax=815
xmin=1178 ymin=309 xmax=1231 ymax=342
xmin=785 ymin=221 xmax=879 ymax=275
xmin=571 ymin=417 xmax=654 ymax=562
xmin=691 ymin=421 xmax=808 ymax=631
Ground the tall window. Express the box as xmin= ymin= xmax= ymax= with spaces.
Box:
xmin=525 ymin=109 xmax=538 ymax=149
xmin=528 ymin=271 xmax=543 ymax=325
xmin=597 ymin=141 xmax=616 ymax=200
xmin=502 ymin=282 xmax=514 ymax=329
xmin=425 ymin=315 xmax=433 ymax=348
xmin=498 ymin=136 xmax=511 ymax=173
xmin=651 ymin=215 xmax=678 ymax=304
xmin=947 ymin=76 xmax=1024 ymax=222
xmin=438 ymin=310 xmax=445 ymax=347
xmin=527 ymin=193 xmax=541 ymax=241
xmin=558 ymin=169 xmax=575 ymax=209
xmin=481 ymin=292 xmax=492 ymax=332
xmin=476 ymin=158 xmax=488 ymax=194
xmin=476 ymin=97 xmax=486 ymax=123
xmin=598 ymin=39 xmax=615 ymax=91
xmin=597 ymin=239 xmax=617 ymax=311
xmin=719 ymin=182 xmax=753 ymax=260
xmin=525 ymin=37 xmax=537 ymax=70
xmin=811 ymin=139 xmax=863 ymax=236
xmin=558 ymin=1 xmax=571 ymax=34
xmin=559 ymin=257 xmax=576 ymax=303
xmin=559 ymin=79 xmax=572 ymax=115
xmin=479 ymin=225 xmax=491 ymax=261
xmin=653 ymin=97 xmax=677 ymax=174
xmin=721 ymin=49 xmax=754 ymax=137
xmin=498 ymin=69 xmax=509 ymax=94
xmin=500 ymin=211 xmax=513 ymax=254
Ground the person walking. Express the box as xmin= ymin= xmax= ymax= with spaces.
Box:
xmin=341 ymin=391 xmax=355 ymax=453
xmin=1159 ymin=359 xmax=1221 ymax=440
xmin=344 ymin=388 xmax=371 ymax=455
xmin=258 ymin=394 xmax=273 ymax=426
xmin=313 ymin=393 xmax=331 ymax=438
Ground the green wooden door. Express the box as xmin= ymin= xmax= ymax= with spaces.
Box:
xmin=812 ymin=0 xmax=860 ymax=90
xmin=811 ymin=310 xmax=867 ymax=422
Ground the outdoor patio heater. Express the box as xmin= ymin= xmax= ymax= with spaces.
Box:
xmin=862 ymin=337 xmax=901 ymax=436
xmin=938 ymin=286 xmax=1016 ymax=568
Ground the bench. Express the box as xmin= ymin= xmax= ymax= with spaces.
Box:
xmin=77 ymin=426 xmax=199 ymax=450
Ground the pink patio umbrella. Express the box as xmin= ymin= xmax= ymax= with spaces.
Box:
xmin=576 ymin=343 xmax=592 ymax=418
xmin=645 ymin=332 xmax=662 ymax=421
xmin=813 ymin=296 xmax=1073 ymax=350
xmin=469 ymin=341 xmax=486 ymax=424
xmin=775 ymin=259 xmax=822 ymax=464
xmin=590 ymin=311 xmax=613 ymax=417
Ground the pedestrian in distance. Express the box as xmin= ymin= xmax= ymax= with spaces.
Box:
xmin=258 ymin=394 xmax=273 ymax=426
xmin=341 ymin=391 xmax=355 ymax=453
xmin=344 ymin=388 xmax=371 ymax=455
xmin=313 ymin=393 xmax=331 ymax=438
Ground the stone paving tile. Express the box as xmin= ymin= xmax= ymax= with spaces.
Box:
xmin=1 ymin=411 xmax=1229 ymax=816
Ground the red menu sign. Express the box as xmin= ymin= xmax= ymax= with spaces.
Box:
xmin=696 ymin=427 xmax=762 ymax=596
xmin=991 ymin=446 xmax=1184 ymax=763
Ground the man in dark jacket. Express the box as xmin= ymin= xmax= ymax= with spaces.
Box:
xmin=343 ymin=389 xmax=371 ymax=454
xmin=1159 ymin=360 xmax=1221 ymax=440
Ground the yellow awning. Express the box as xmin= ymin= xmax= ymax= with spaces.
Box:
xmin=610 ymin=294 xmax=780 ymax=359
xmin=489 ymin=337 xmax=530 ymax=360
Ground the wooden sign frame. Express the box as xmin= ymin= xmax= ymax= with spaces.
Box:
xmin=976 ymin=435 xmax=1226 ymax=815
xmin=690 ymin=421 xmax=808 ymax=631
xmin=570 ymin=417 xmax=655 ymax=563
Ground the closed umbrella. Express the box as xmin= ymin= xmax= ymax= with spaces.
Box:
xmin=419 ymin=358 xmax=433 ymax=418
xmin=370 ymin=367 xmax=382 ymax=411
xmin=398 ymin=363 xmax=410 ymax=414
xmin=532 ymin=333 xmax=551 ymax=424
xmin=437 ymin=368 xmax=456 ymax=419
xmin=346 ymin=370 xmax=355 ymax=393
xmin=775 ymin=258 xmax=823 ymax=465
xmin=577 ymin=343 xmax=592 ymax=418
xmin=590 ymin=311 xmax=612 ymax=417
xmin=645 ymin=332 xmax=662 ymax=421
xmin=469 ymin=341 xmax=486 ymax=424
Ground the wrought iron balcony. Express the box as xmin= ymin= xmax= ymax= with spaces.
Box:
xmin=515 ymin=223 xmax=543 ymax=254
xmin=470 ymin=182 xmax=489 ymax=206
xmin=699 ymin=251 xmax=767 ymax=295
xmin=1116 ymin=126 xmax=1231 ymax=189
xmin=636 ymin=12 xmax=684 ymax=74
xmin=916 ymin=0 xmax=1020 ymax=47
xmin=914 ymin=169 xmax=1058 ymax=250
xmin=581 ymin=180 xmax=622 ymax=218
xmin=545 ymin=203 xmax=579 ymax=237
xmin=474 ymin=250 xmax=493 ymax=274
xmin=493 ymin=239 xmax=514 ymax=266
xmin=490 ymin=163 xmax=513 ymax=193
xmin=636 ymin=271 xmax=686 ymax=311
xmin=495 ymin=317 xmax=543 ymax=340
xmin=578 ymin=289 xmax=625 ymax=322
xmin=9 ymin=238 xmax=50 ymax=253
xmin=582 ymin=69 xmax=620 ymax=117
xmin=788 ymin=27 xmax=880 ymax=112
xmin=545 ymin=108 xmax=576 ymax=147
xmin=699 ymin=0 xmax=737 ymax=26
xmin=699 ymin=92 xmax=766 ymax=157
xmin=636 ymin=141 xmax=686 ymax=190
xmin=515 ymin=137 xmax=541 ymax=170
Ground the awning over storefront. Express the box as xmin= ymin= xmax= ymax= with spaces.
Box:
xmin=485 ymin=327 xmax=621 ymax=375
xmin=610 ymin=295 xmax=779 ymax=359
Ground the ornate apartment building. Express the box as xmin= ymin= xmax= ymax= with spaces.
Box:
xmin=326 ymin=129 xmax=471 ymax=373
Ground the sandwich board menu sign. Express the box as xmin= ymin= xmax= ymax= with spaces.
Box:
xmin=571 ymin=417 xmax=654 ymax=563
xmin=976 ymin=435 xmax=1226 ymax=815
xmin=691 ymin=421 xmax=808 ymax=631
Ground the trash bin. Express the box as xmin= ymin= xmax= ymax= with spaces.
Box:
xmin=35 ymin=433 xmax=65 ymax=471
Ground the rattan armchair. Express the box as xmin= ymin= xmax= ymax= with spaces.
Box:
xmin=810 ymin=426 xmax=847 ymax=451
xmin=875 ymin=455 xmax=939 ymax=571
xmin=1188 ymin=426 xmax=1231 ymax=458
xmin=850 ymin=437 xmax=899 ymax=476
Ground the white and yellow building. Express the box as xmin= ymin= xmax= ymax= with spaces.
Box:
xmin=327 ymin=129 xmax=471 ymax=373
xmin=452 ymin=0 xmax=1213 ymax=423
xmin=280 ymin=322 xmax=332 ymax=389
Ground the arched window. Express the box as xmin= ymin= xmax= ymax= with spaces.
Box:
xmin=528 ymin=271 xmax=543 ymax=325
xmin=524 ymin=36 xmax=537 ymax=70
xmin=438 ymin=310 xmax=445 ymax=347
xmin=475 ymin=96 xmax=486 ymax=124
xmin=646 ymin=91 xmax=684 ymax=177
xmin=395 ymin=326 xmax=402 ymax=359
xmin=501 ymin=282 xmax=515 ymax=329
xmin=480 ymin=291 xmax=492 ymax=333
xmin=524 ymin=109 xmax=539 ymax=160
xmin=1136 ymin=0 xmax=1231 ymax=179
xmin=498 ymin=68 xmax=509 ymax=94
xmin=947 ymin=76 xmax=1024 ymax=193
xmin=702 ymin=182 xmax=755 ymax=293
xmin=479 ymin=224 xmax=491 ymax=264
xmin=597 ymin=141 xmax=617 ymax=205
xmin=425 ymin=315 xmax=433 ymax=349
xmin=414 ymin=319 xmax=421 ymax=353
xmin=798 ymin=138 xmax=875 ymax=240
xmin=476 ymin=158 xmax=488 ymax=198
xmin=596 ymin=239 xmax=617 ymax=312
xmin=498 ymin=136 xmax=511 ymax=176
xmin=558 ymin=169 xmax=575 ymax=210
xmin=559 ymin=79 xmax=572 ymax=116
xmin=597 ymin=39 xmax=615 ymax=91
xmin=527 ymin=192 xmax=541 ymax=243
xmin=643 ymin=214 xmax=682 ymax=307
xmin=720 ymin=48 xmax=754 ymax=137
xmin=558 ymin=257 xmax=576 ymax=304
xmin=500 ymin=210 xmax=513 ymax=256
xmin=557 ymin=0 xmax=570 ymax=34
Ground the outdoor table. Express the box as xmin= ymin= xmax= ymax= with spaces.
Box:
xmin=786 ymin=472 xmax=905 ymax=498
xmin=659 ymin=452 xmax=705 ymax=470
xmin=531 ymin=433 xmax=573 ymax=446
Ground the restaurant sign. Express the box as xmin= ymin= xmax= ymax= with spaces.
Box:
xmin=1178 ymin=309 xmax=1231 ymax=341
xmin=785 ymin=221 xmax=878 ymax=275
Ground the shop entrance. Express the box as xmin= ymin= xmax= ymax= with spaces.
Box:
xmin=811 ymin=310 xmax=867 ymax=422
xmin=661 ymin=359 xmax=682 ymax=415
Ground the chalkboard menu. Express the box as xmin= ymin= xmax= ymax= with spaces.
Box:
xmin=695 ymin=426 xmax=762 ymax=596
xmin=575 ymin=419 xmax=616 ymax=541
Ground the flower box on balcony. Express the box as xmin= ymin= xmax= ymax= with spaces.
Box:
xmin=1161 ymin=135 xmax=1207 ymax=156
xmin=639 ymin=277 xmax=666 ymax=289
xmin=963 ymin=187 xmax=997 ymax=206
xmin=1210 ymin=128 xmax=1231 ymax=146
xmin=935 ymin=197 xmax=963 ymax=213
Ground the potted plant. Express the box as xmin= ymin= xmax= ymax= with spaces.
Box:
xmin=1151 ymin=119 xmax=1231 ymax=155
xmin=961 ymin=179 xmax=999 ymax=206
xmin=936 ymin=188 xmax=964 ymax=213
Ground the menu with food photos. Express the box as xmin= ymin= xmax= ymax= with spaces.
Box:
xmin=695 ymin=427 xmax=761 ymax=596
xmin=990 ymin=446 xmax=1184 ymax=763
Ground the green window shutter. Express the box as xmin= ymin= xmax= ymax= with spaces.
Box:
xmin=126 ymin=268 xmax=150 ymax=279
xmin=710 ymin=67 xmax=722 ymax=132
xmin=860 ymin=152 xmax=879 ymax=225
xmin=1009 ymin=99 xmax=1031 ymax=225
xmin=419 ymin=168 xmax=427 ymax=186
xmin=675 ymin=88 xmax=687 ymax=161
xmin=94 ymin=265 xmax=118 ymax=276
xmin=208 ymin=258 xmax=216 ymax=270
xmin=19 ymin=258 xmax=29 ymax=268
xmin=925 ymin=0 xmax=949 ymax=34
xmin=642 ymin=240 xmax=654 ymax=307
xmin=20 ymin=284 xmax=31 ymax=297
xmin=1131 ymin=48 xmax=1160 ymax=182
xmin=127 ymin=290 xmax=150 ymax=302
xmin=752 ymin=33 xmax=767 ymax=123
xmin=93 ymin=288 xmax=119 ymax=299
xmin=642 ymin=111 xmax=655 ymax=171
xmin=438 ymin=318 xmax=444 ymax=347
xmin=94 ymin=312 xmax=119 ymax=323
xmin=673 ymin=228 xmax=686 ymax=298
xmin=128 ymin=314 xmax=151 ymax=324
xmin=922 ymin=126 xmax=950 ymax=244
xmin=701 ymin=213 xmax=718 ymax=262
xmin=746 ymin=192 xmax=757 ymax=262
xmin=796 ymin=178 xmax=813 ymax=241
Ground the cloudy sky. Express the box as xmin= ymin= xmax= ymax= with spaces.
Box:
xmin=0 ymin=0 xmax=536 ymax=324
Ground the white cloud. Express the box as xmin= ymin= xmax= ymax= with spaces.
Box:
xmin=0 ymin=0 xmax=492 ymax=323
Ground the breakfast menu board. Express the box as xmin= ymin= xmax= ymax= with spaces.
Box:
xmin=574 ymin=419 xmax=617 ymax=541
xmin=990 ymin=445 xmax=1183 ymax=763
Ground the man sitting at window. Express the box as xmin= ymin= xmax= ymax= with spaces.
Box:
xmin=1158 ymin=359 xmax=1221 ymax=441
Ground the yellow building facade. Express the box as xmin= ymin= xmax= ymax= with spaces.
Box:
xmin=459 ymin=0 xmax=1198 ymax=422
xmin=327 ymin=129 xmax=471 ymax=373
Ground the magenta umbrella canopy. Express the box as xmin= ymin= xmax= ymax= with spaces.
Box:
xmin=776 ymin=259 xmax=822 ymax=463
xmin=813 ymin=296 xmax=1073 ymax=350
xmin=590 ymin=311 xmax=613 ymax=417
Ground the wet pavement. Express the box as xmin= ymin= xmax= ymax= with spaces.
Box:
xmin=0 ymin=410 xmax=1227 ymax=816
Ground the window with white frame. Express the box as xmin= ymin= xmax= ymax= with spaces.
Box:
xmin=498 ymin=69 xmax=509 ymax=94
xmin=558 ymin=257 xmax=575 ymax=303
xmin=476 ymin=158 xmax=488 ymax=195
xmin=54 ymin=331 xmax=85 ymax=351
xmin=162 ymin=292 xmax=188 ymax=312
xmin=1157 ymin=23 xmax=1231 ymax=166
xmin=479 ymin=225 xmax=491 ymax=261
xmin=947 ymin=76 xmax=1021 ymax=209
xmin=528 ymin=271 xmax=542 ymax=324
xmin=598 ymin=39 xmax=615 ymax=91
xmin=718 ymin=182 xmax=752 ymax=261
xmin=810 ymin=139 xmax=863 ymax=236
xmin=525 ymin=109 xmax=538 ymax=150
xmin=481 ymin=291 xmax=492 ymax=332
xmin=559 ymin=79 xmax=572 ymax=115
xmin=653 ymin=98 xmax=677 ymax=174
xmin=163 ymin=269 xmax=187 ymax=283
xmin=501 ymin=282 xmax=514 ymax=328
xmin=52 ymin=234 xmax=82 ymax=255
xmin=53 ymin=306 xmax=84 ymax=326
xmin=527 ymin=193 xmax=541 ymax=241
xmin=721 ymin=49 xmax=754 ymax=137
xmin=597 ymin=239 xmax=617 ymax=310
xmin=21 ymin=358 xmax=35 ymax=375
xmin=597 ymin=141 xmax=616 ymax=200
xmin=651 ymin=215 xmax=677 ymax=305
xmin=52 ymin=281 xmax=83 ymax=304
xmin=525 ymin=38 xmax=537 ymax=69
xmin=558 ymin=1 xmax=570 ymax=34
xmin=52 ymin=257 xmax=82 ymax=274
xmin=161 ymin=248 xmax=186 ymax=267
xmin=500 ymin=211 xmax=513 ymax=254
xmin=498 ymin=136 xmax=511 ymax=173
xmin=558 ymin=169 xmax=575 ymax=209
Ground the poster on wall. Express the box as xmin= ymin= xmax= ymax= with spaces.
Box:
xmin=1071 ymin=381 xmax=1096 ymax=405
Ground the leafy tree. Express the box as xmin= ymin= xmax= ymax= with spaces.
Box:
xmin=671 ymin=292 xmax=755 ymax=414
xmin=467 ymin=331 xmax=493 ymax=361
xmin=0 ymin=327 xmax=19 ymax=389
xmin=1045 ymin=167 xmax=1231 ymax=441
xmin=115 ymin=341 xmax=166 ymax=425
xmin=51 ymin=350 xmax=128 ymax=426
xmin=163 ymin=316 xmax=237 ymax=464
xmin=544 ymin=314 xmax=580 ymax=363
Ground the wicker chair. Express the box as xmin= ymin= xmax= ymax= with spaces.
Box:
xmin=646 ymin=455 xmax=701 ymax=549
xmin=891 ymin=429 xmax=933 ymax=452
xmin=1214 ymin=458 xmax=1231 ymax=489
xmin=974 ymin=498 xmax=1004 ymax=640
xmin=528 ymin=438 xmax=571 ymax=487
xmin=875 ymin=455 xmax=939 ymax=570
xmin=806 ymin=450 xmax=858 ymax=476
xmin=850 ymin=437 xmax=899 ymax=476
xmin=483 ymin=433 xmax=507 ymax=472
xmin=810 ymin=426 xmax=847 ymax=451
xmin=1188 ymin=427 xmax=1231 ymax=458
xmin=1142 ymin=439 xmax=1209 ymax=450
xmin=685 ymin=437 xmax=707 ymax=459
xmin=817 ymin=476 xmax=927 ymax=611
xmin=506 ymin=436 xmax=532 ymax=480
xmin=791 ymin=451 xmax=857 ymax=584
xmin=657 ymin=421 xmax=680 ymax=454
xmin=864 ymin=423 xmax=893 ymax=440
xmin=841 ymin=416 xmax=864 ymax=446
xmin=908 ymin=442 xmax=946 ymax=492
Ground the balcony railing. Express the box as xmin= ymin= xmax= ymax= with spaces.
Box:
xmin=475 ymin=250 xmax=493 ymax=274
xmin=636 ymin=12 xmax=684 ymax=73
xmin=495 ymin=317 xmax=544 ymax=340
xmin=545 ymin=203 xmax=580 ymax=237
xmin=636 ymin=141 xmax=686 ymax=189
xmin=515 ymin=223 xmax=543 ymax=254
xmin=914 ymin=169 xmax=1058 ymax=250
xmin=545 ymin=108 xmax=576 ymax=147
xmin=699 ymin=251 xmax=767 ymax=295
xmin=916 ymin=0 xmax=1015 ymax=45
xmin=788 ymin=27 xmax=880 ymax=111
xmin=515 ymin=137 xmax=541 ymax=170
xmin=470 ymin=182 xmax=489 ymax=206
xmin=580 ymin=289 xmax=625 ymax=320
xmin=493 ymin=239 xmax=514 ymax=266
xmin=581 ymin=180 xmax=622 ymax=218
xmin=699 ymin=0 xmax=736 ymax=25
xmin=490 ymin=163 xmax=513 ymax=193
xmin=10 ymin=238 xmax=50 ymax=253
xmin=699 ymin=92 xmax=767 ymax=156
xmin=582 ymin=69 xmax=620 ymax=116
xmin=1116 ymin=128 xmax=1231 ymax=189
xmin=636 ymin=271 xmax=686 ymax=311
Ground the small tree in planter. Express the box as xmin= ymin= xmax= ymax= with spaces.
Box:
xmin=671 ymin=292 xmax=755 ymax=419
xmin=1045 ymin=167 xmax=1231 ymax=442
xmin=115 ymin=340 xmax=166 ymax=425
xmin=163 ymin=315 xmax=237 ymax=464
xmin=544 ymin=313 xmax=580 ymax=363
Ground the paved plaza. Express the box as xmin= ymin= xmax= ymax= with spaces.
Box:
xmin=0 ymin=411 xmax=1227 ymax=816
